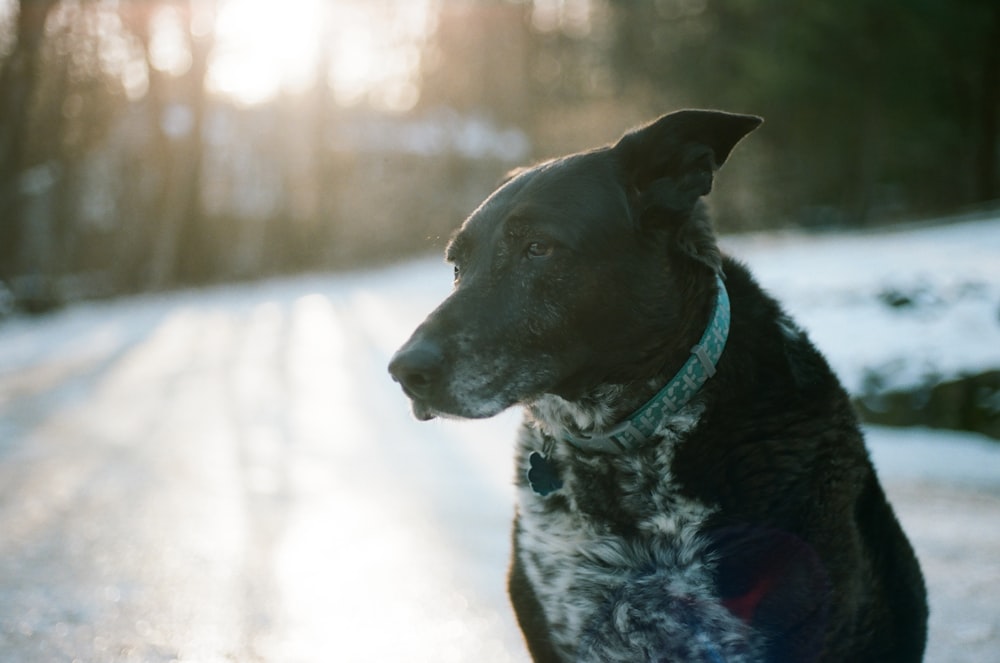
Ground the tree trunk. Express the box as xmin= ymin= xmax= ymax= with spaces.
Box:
xmin=143 ymin=0 xmax=216 ymax=289
xmin=0 ymin=0 xmax=59 ymax=281
xmin=173 ymin=2 xmax=215 ymax=284
xmin=974 ymin=5 xmax=1000 ymax=203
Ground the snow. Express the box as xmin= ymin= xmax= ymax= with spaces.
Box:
xmin=0 ymin=218 xmax=998 ymax=662
xmin=867 ymin=425 xmax=1000 ymax=489
xmin=720 ymin=218 xmax=1000 ymax=394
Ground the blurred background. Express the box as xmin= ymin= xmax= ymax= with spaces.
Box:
xmin=1 ymin=2 xmax=999 ymax=661
xmin=1 ymin=0 xmax=997 ymax=313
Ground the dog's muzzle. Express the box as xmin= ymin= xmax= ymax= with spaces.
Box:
xmin=388 ymin=338 xmax=445 ymax=420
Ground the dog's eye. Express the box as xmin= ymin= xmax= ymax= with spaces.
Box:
xmin=525 ymin=241 xmax=553 ymax=259
xmin=452 ymin=264 xmax=461 ymax=282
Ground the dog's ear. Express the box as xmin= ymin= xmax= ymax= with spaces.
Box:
xmin=613 ymin=109 xmax=762 ymax=210
xmin=613 ymin=110 xmax=761 ymax=274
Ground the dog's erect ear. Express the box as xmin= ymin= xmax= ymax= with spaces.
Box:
xmin=613 ymin=110 xmax=761 ymax=275
xmin=613 ymin=109 xmax=762 ymax=206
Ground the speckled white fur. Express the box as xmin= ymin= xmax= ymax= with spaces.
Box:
xmin=514 ymin=397 xmax=761 ymax=661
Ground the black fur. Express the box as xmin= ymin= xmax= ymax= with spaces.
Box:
xmin=389 ymin=109 xmax=927 ymax=662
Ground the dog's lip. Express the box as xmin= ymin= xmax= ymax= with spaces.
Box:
xmin=393 ymin=378 xmax=507 ymax=422
xmin=391 ymin=379 xmax=438 ymax=420
xmin=412 ymin=400 xmax=437 ymax=421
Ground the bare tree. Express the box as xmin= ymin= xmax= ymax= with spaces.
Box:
xmin=0 ymin=0 xmax=60 ymax=287
xmin=147 ymin=0 xmax=214 ymax=288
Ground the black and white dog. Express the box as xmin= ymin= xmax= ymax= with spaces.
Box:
xmin=389 ymin=110 xmax=927 ymax=662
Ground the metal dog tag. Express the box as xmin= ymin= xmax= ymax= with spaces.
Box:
xmin=527 ymin=451 xmax=563 ymax=496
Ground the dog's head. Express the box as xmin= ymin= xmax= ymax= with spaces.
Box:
xmin=389 ymin=110 xmax=761 ymax=421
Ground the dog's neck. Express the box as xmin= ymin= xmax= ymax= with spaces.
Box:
xmin=528 ymin=275 xmax=730 ymax=454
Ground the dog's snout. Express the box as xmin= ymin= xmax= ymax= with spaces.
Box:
xmin=388 ymin=339 xmax=444 ymax=397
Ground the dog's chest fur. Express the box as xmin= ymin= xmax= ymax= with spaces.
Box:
xmin=514 ymin=402 xmax=759 ymax=660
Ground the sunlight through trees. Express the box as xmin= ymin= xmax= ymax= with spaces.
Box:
xmin=0 ymin=0 xmax=996 ymax=313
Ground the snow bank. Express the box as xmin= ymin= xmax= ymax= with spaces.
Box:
xmin=720 ymin=218 xmax=1000 ymax=395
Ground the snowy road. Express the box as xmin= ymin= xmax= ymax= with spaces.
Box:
xmin=1 ymin=220 xmax=999 ymax=662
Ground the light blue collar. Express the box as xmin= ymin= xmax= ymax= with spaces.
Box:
xmin=564 ymin=275 xmax=730 ymax=454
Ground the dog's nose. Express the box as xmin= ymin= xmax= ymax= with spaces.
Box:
xmin=388 ymin=339 xmax=444 ymax=398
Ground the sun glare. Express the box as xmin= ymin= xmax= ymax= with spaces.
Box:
xmin=207 ymin=0 xmax=323 ymax=105
xmin=205 ymin=0 xmax=434 ymax=110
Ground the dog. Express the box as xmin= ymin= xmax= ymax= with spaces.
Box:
xmin=388 ymin=109 xmax=927 ymax=662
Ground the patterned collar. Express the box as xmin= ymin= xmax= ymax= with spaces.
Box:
xmin=563 ymin=275 xmax=731 ymax=454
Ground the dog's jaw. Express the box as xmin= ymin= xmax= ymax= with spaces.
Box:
xmin=528 ymin=387 xmax=624 ymax=436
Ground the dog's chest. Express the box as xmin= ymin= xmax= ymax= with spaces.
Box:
xmin=514 ymin=423 xmax=720 ymax=657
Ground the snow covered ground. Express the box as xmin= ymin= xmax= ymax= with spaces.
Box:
xmin=720 ymin=218 xmax=1000 ymax=395
xmin=0 ymin=218 xmax=998 ymax=662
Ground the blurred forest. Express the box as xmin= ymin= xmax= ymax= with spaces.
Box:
xmin=0 ymin=0 xmax=997 ymax=313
